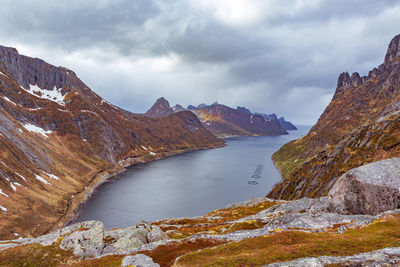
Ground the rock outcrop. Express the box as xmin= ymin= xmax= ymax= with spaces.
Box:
xmin=122 ymin=254 xmax=160 ymax=267
xmin=269 ymin=33 xmax=400 ymax=200
xmin=265 ymin=247 xmax=400 ymax=267
xmin=327 ymin=158 xmax=400 ymax=215
xmin=0 ymin=220 xmax=168 ymax=259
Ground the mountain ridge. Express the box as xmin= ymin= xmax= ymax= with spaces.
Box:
xmin=268 ymin=34 xmax=400 ymax=200
xmin=146 ymin=98 xmax=296 ymax=137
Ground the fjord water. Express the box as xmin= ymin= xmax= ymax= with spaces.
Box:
xmin=76 ymin=126 xmax=309 ymax=228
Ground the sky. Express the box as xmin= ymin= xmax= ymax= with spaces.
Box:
xmin=0 ymin=1 xmax=400 ymax=125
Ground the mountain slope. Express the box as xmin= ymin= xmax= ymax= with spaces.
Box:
xmin=268 ymin=34 xmax=400 ymax=200
xmin=0 ymin=45 xmax=224 ymax=239
xmin=190 ymin=104 xmax=289 ymax=137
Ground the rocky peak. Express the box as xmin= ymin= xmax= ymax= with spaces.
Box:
xmin=336 ymin=72 xmax=351 ymax=90
xmin=172 ymin=104 xmax=186 ymax=112
xmin=0 ymin=45 xmax=79 ymax=92
xmin=197 ymin=103 xmax=208 ymax=109
xmin=187 ymin=104 xmax=197 ymax=110
xmin=335 ymin=71 xmax=366 ymax=93
xmin=237 ymin=106 xmax=252 ymax=114
xmin=384 ymin=34 xmax=400 ymax=65
xmin=145 ymin=97 xmax=174 ymax=118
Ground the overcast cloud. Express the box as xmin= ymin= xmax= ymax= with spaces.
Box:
xmin=1 ymin=0 xmax=400 ymax=124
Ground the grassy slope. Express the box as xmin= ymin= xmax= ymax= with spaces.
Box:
xmin=176 ymin=214 xmax=400 ymax=266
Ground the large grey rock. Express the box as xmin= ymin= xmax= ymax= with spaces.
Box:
xmin=60 ymin=228 xmax=105 ymax=258
xmin=147 ymin=225 xmax=168 ymax=243
xmin=264 ymin=212 xmax=374 ymax=231
xmin=121 ymin=254 xmax=160 ymax=267
xmin=327 ymin=158 xmax=400 ymax=215
xmin=264 ymin=246 xmax=400 ymax=266
xmin=102 ymin=226 xmax=148 ymax=255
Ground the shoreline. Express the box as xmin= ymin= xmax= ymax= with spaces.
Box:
xmin=45 ymin=143 xmax=226 ymax=234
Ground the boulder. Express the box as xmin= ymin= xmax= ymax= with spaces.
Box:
xmin=102 ymin=226 xmax=148 ymax=255
xmin=121 ymin=254 xmax=160 ymax=267
xmin=147 ymin=225 xmax=168 ymax=243
xmin=327 ymin=158 xmax=400 ymax=215
xmin=60 ymin=228 xmax=105 ymax=258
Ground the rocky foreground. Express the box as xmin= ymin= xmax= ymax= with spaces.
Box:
xmin=1 ymin=158 xmax=400 ymax=266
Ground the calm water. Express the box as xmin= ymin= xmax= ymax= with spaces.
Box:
xmin=75 ymin=126 xmax=310 ymax=228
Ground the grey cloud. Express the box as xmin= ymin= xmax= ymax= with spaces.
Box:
xmin=0 ymin=0 xmax=399 ymax=124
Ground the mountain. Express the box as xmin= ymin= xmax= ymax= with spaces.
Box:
xmin=0 ymin=45 xmax=224 ymax=239
xmin=278 ymin=117 xmax=297 ymax=130
xmin=145 ymin=97 xmax=174 ymax=117
xmin=189 ymin=104 xmax=288 ymax=137
xmin=268 ymin=34 xmax=400 ymax=200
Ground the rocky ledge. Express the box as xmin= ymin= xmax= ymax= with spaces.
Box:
xmin=1 ymin=158 xmax=400 ymax=266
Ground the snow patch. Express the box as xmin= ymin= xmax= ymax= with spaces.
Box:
xmin=14 ymin=172 xmax=26 ymax=182
xmin=2 ymin=96 xmax=17 ymax=105
xmin=0 ymin=71 xmax=7 ymax=77
xmin=42 ymin=172 xmax=60 ymax=180
xmin=27 ymin=107 xmax=42 ymax=111
xmin=149 ymin=151 xmax=156 ymax=156
xmin=23 ymin=123 xmax=53 ymax=138
xmin=21 ymin=84 xmax=66 ymax=105
xmin=81 ymin=110 xmax=98 ymax=116
xmin=10 ymin=183 xmax=16 ymax=191
xmin=35 ymin=175 xmax=50 ymax=185
xmin=0 ymin=189 xmax=9 ymax=197
xmin=0 ymin=205 xmax=7 ymax=212
xmin=141 ymin=145 xmax=149 ymax=151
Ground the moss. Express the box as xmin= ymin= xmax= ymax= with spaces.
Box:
xmin=224 ymin=220 xmax=266 ymax=233
xmin=0 ymin=243 xmax=77 ymax=267
xmin=155 ymin=200 xmax=278 ymax=239
xmin=68 ymin=255 xmax=123 ymax=266
xmin=176 ymin=214 xmax=400 ymax=266
xmin=271 ymin=139 xmax=308 ymax=179
xmin=139 ymin=238 xmax=226 ymax=267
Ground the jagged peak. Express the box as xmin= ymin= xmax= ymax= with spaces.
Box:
xmin=154 ymin=97 xmax=170 ymax=106
xmin=336 ymin=72 xmax=351 ymax=89
xmin=334 ymin=34 xmax=400 ymax=94
xmin=384 ymin=34 xmax=400 ymax=65
xmin=145 ymin=97 xmax=174 ymax=117
xmin=237 ymin=106 xmax=252 ymax=114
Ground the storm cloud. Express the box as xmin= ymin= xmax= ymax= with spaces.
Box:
xmin=1 ymin=0 xmax=399 ymax=124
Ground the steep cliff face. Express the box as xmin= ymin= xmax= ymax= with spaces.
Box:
xmin=191 ymin=104 xmax=288 ymax=137
xmin=268 ymin=34 xmax=400 ymax=200
xmin=0 ymin=45 xmax=224 ymax=239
